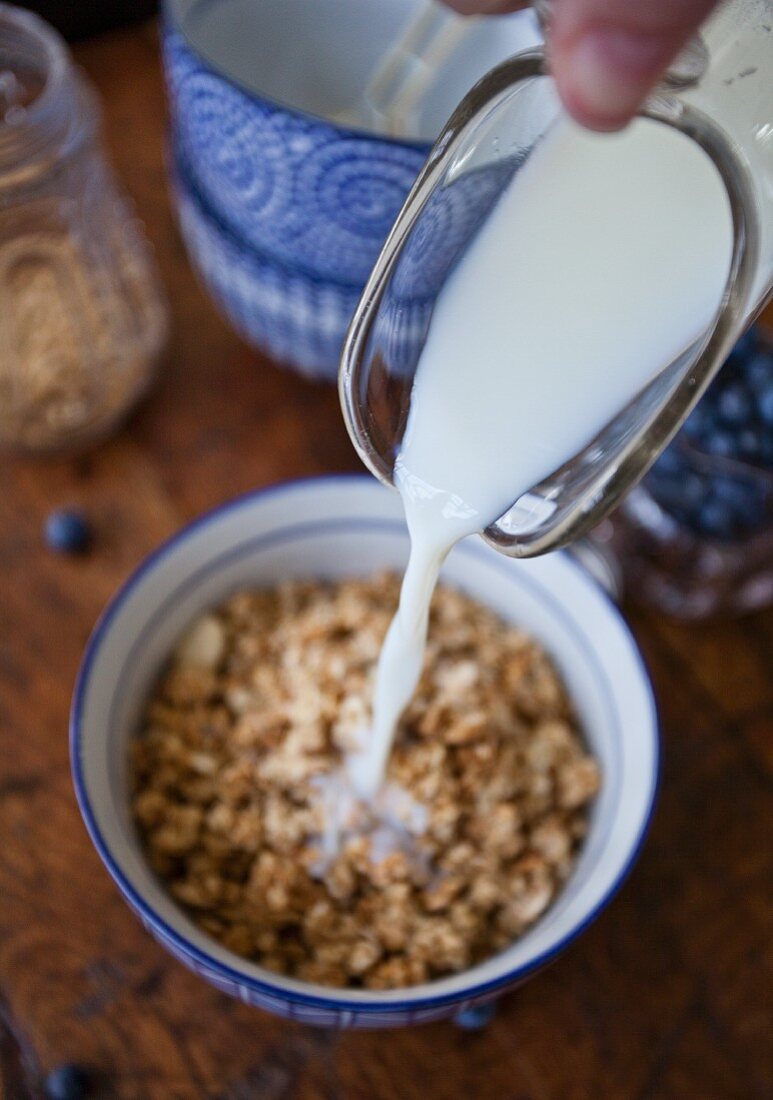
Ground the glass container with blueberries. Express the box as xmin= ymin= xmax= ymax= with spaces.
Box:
xmin=593 ymin=324 xmax=773 ymax=619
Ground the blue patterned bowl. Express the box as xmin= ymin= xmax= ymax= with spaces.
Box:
xmin=170 ymin=142 xmax=521 ymax=381
xmin=71 ymin=476 xmax=658 ymax=1028
xmin=172 ymin=148 xmax=362 ymax=379
xmin=162 ymin=0 xmax=540 ymax=375
xmin=163 ymin=23 xmax=429 ymax=288
xmin=163 ymin=19 xmax=428 ymax=379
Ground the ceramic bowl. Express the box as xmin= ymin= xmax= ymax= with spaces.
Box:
xmin=171 ymin=148 xmax=361 ymax=379
xmin=71 ymin=476 xmax=658 ymax=1029
xmin=170 ymin=144 xmax=509 ymax=381
xmin=162 ymin=0 xmax=540 ymax=373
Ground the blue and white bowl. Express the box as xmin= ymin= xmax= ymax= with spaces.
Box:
xmin=170 ymin=145 xmax=517 ymax=381
xmin=71 ymin=476 xmax=658 ymax=1029
xmin=172 ymin=150 xmax=363 ymax=379
xmin=163 ymin=22 xmax=428 ymax=287
xmin=162 ymin=0 xmax=540 ymax=375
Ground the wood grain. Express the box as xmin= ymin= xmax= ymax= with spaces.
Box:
xmin=0 ymin=19 xmax=770 ymax=1100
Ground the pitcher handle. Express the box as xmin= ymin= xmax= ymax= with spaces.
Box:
xmin=484 ymin=58 xmax=759 ymax=557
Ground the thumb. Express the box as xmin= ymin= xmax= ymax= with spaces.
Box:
xmin=549 ymin=0 xmax=718 ymax=131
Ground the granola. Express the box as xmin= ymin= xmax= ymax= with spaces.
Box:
xmin=130 ymin=574 xmax=600 ymax=989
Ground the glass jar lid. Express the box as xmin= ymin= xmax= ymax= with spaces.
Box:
xmin=0 ymin=3 xmax=93 ymax=188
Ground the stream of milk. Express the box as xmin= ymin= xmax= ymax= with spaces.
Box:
xmin=346 ymin=114 xmax=733 ymax=800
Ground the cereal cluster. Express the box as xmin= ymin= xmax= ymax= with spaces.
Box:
xmin=131 ymin=575 xmax=600 ymax=989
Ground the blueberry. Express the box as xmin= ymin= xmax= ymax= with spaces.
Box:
xmin=761 ymin=434 xmax=773 ymax=469
xmin=454 ymin=1001 xmax=497 ymax=1030
xmin=696 ymin=499 xmax=739 ymax=540
xmin=757 ymin=385 xmax=773 ymax=428
xmin=647 ymin=470 xmax=705 ymax=525
xmin=702 ymin=430 xmax=737 ymax=458
xmin=711 ymin=476 xmax=763 ymax=528
xmin=731 ymin=327 xmax=758 ymax=361
xmin=716 ymin=381 xmax=753 ymax=426
xmin=45 ymin=1065 xmax=91 ymax=1100
xmin=44 ymin=509 xmax=91 ymax=554
xmin=738 ymin=427 xmax=765 ymax=462
xmin=682 ymin=403 xmax=712 ymax=442
xmin=650 ymin=446 xmax=685 ymax=477
xmin=744 ymin=351 xmax=773 ymax=396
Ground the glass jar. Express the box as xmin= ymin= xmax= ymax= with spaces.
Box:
xmin=0 ymin=3 xmax=167 ymax=452
xmin=592 ymin=326 xmax=773 ymax=619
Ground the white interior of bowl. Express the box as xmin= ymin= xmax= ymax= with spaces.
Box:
xmin=72 ymin=476 xmax=657 ymax=1008
xmin=168 ymin=0 xmax=542 ymax=141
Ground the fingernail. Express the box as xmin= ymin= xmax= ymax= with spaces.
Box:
xmin=564 ymin=29 xmax=669 ymax=127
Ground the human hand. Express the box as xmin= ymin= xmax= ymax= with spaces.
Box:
xmin=442 ymin=0 xmax=720 ymax=131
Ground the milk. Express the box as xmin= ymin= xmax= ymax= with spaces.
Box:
xmin=348 ymin=114 xmax=733 ymax=799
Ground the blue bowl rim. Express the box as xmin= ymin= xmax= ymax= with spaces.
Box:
xmin=162 ymin=0 xmax=434 ymax=153
xmin=70 ymin=473 xmax=660 ymax=1014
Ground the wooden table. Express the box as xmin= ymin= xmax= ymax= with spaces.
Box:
xmin=1 ymin=20 xmax=770 ymax=1100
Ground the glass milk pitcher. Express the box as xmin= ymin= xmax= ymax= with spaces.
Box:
xmin=674 ymin=0 xmax=771 ymax=315
xmin=339 ymin=0 xmax=773 ymax=558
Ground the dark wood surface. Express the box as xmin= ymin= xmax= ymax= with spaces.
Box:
xmin=1 ymin=20 xmax=770 ymax=1100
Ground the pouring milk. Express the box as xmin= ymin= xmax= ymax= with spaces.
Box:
xmin=347 ymin=114 xmax=733 ymax=800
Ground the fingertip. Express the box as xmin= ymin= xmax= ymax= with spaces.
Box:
xmin=551 ymin=27 xmax=671 ymax=133
xmin=552 ymin=74 xmax=635 ymax=132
